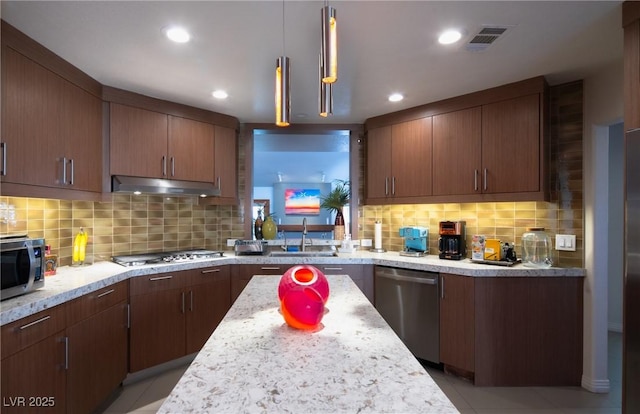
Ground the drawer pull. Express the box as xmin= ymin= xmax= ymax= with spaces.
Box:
xmin=260 ymin=267 xmax=281 ymax=270
xmin=18 ymin=315 xmax=51 ymax=331
xmin=201 ymin=268 xmax=221 ymax=274
xmin=149 ymin=275 xmax=173 ymax=281
xmin=63 ymin=337 xmax=69 ymax=370
xmin=96 ymin=289 xmax=115 ymax=298
xmin=323 ymin=267 xmax=343 ymax=271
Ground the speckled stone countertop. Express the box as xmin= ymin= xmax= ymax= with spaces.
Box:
xmin=158 ymin=274 xmax=459 ymax=414
xmin=0 ymin=251 xmax=584 ymax=326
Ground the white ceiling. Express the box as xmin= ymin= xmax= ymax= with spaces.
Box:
xmin=1 ymin=1 xmax=624 ymax=188
xmin=1 ymin=1 xmax=623 ymax=126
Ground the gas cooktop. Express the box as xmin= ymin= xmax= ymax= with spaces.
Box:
xmin=111 ymin=250 xmax=224 ymax=267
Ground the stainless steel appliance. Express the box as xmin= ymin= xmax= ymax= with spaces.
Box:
xmin=399 ymin=226 xmax=428 ymax=257
xmin=1 ymin=234 xmax=45 ymax=300
xmin=624 ymin=128 xmax=640 ymax=413
xmin=234 ymin=240 xmax=268 ymax=256
xmin=374 ymin=266 xmax=439 ymax=363
xmin=111 ymin=249 xmax=224 ymax=267
xmin=438 ymin=221 xmax=466 ymax=260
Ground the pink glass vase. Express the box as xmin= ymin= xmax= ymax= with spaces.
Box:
xmin=278 ymin=265 xmax=329 ymax=330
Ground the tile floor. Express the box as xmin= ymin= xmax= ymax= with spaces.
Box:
xmin=102 ymin=332 xmax=623 ymax=414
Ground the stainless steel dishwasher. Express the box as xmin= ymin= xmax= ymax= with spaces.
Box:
xmin=374 ymin=266 xmax=439 ymax=363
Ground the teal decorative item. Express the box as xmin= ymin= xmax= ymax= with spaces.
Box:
xmin=262 ymin=215 xmax=278 ymax=240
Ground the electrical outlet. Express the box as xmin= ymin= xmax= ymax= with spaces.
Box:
xmin=555 ymin=234 xmax=576 ymax=251
xmin=361 ymin=239 xmax=372 ymax=247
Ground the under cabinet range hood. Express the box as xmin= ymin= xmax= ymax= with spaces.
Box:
xmin=111 ymin=175 xmax=220 ymax=197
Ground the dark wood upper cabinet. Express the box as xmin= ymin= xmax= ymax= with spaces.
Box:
xmin=365 ymin=77 xmax=547 ymax=204
xmin=109 ymin=103 xmax=168 ymax=179
xmin=366 ymin=117 xmax=432 ymax=203
xmin=481 ymin=94 xmax=541 ymax=194
xmin=432 ymin=107 xmax=482 ymax=196
xmin=1 ymin=45 xmax=102 ymax=197
xmin=110 ymin=104 xmax=215 ymax=183
xmin=213 ymin=125 xmax=238 ymax=201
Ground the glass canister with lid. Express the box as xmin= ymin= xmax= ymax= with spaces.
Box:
xmin=521 ymin=227 xmax=553 ymax=268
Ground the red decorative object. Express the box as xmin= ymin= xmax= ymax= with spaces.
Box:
xmin=278 ymin=265 xmax=330 ymax=304
xmin=278 ymin=265 xmax=330 ymax=330
xmin=280 ymin=286 xmax=325 ymax=330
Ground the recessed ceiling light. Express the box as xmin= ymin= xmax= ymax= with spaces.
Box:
xmin=438 ymin=29 xmax=462 ymax=45
xmin=388 ymin=93 xmax=404 ymax=102
xmin=212 ymin=90 xmax=228 ymax=99
xmin=165 ymin=27 xmax=190 ymax=43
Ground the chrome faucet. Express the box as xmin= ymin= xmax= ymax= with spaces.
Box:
xmin=301 ymin=218 xmax=308 ymax=252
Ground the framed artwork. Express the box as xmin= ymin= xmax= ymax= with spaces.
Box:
xmin=284 ymin=189 xmax=321 ymax=215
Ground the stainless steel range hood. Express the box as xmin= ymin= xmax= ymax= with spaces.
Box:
xmin=112 ymin=175 xmax=220 ymax=197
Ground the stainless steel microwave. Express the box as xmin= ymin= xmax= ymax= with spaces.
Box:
xmin=0 ymin=235 xmax=45 ymax=300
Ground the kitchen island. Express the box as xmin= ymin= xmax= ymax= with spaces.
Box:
xmin=158 ymin=274 xmax=459 ymax=413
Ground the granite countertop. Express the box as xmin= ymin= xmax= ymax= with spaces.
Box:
xmin=0 ymin=251 xmax=585 ymax=326
xmin=158 ymin=274 xmax=459 ymax=414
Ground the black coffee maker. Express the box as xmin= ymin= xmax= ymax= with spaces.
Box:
xmin=438 ymin=221 xmax=466 ymax=260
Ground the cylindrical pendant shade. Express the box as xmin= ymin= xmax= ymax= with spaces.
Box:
xmin=275 ymin=56 xmax=290 ymax=127
xmin=319 ymin=54 xmax=333 ymax=117
xmin=321 ymin=5 xmax=337 ymax=84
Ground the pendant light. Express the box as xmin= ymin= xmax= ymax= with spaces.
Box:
xmin=319 ymin=54 xmax=333 ymax=117
xmin=275 ymin=0 xmax=290 ymax=127
xmin=321 ymin=2 xmax=337 ymax=84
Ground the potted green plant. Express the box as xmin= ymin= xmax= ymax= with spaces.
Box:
xmin=320 ymin=180 xmax=350 ymax=240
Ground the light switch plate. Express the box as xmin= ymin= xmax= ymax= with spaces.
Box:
xmin=555 ymin=234 xmax=576 ymax=251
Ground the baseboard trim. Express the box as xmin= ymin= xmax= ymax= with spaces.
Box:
xmin=581 ymin=375 xmax=611 ymax=393
xmin=123 ymin=353 xmax=197 ymax=386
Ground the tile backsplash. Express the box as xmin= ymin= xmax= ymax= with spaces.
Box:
xmin=359 ymin=201 xmax=582 ymax=268
xmin=0 ymin=194 xmax=244 ymax=266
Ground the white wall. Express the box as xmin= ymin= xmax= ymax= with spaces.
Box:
xmin=582 ymin=58 xmax=624 ymax=393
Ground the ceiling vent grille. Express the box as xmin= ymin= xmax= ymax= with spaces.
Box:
xmin=466 ymin=26 xmax=511 ymax=52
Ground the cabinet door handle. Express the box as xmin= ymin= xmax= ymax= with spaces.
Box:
xmin=392 ymin=176 xmax=396 ymax=195
xmin=127 ymin=303 xmax=131 ymax=329
xmin=96 ymin=288 xmax=115 ymax=298
xmin=260 ymin=267 xmax=281 ymax=270
xmin=474 ymin=169 xmax=479 ymax=191
xmin=149 ymin=275 xmax=173 ymax=281
xmin=440 ymin=275 xmax=445 ymax=299
xmin=217 ymin=176 xmax=221 ymax=191
xmin=384 ymin=177 xmax=389 ymax=196
xmin=181 ymin=292 xmax=186 ymax=314
xmin=18 ymin=315 xmax=51 ymax=331
xmin=201 ymin=268 xmax=221 ymax=274
xmin=69 ymin=159 xmax=74 ymax=185
xmin=62 ymin=157 xmax=67 ymax=184
xmin=162 ymin=156 xmax=167 ymax=176
xmin=1 ymin=142 xmax=6 ymax=176
xmin=483 ymin=168 xmax=488 ymax=191
xmin=63 ymin=336 xmax=69 ymax=370
xmin=171 ymin=157 xmax=175 ymax=177
xmin=189 ymin=290 xmax=194 ymax=312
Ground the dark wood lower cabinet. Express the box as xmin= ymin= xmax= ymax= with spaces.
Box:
xmin=439 ymin=274 xmax=475 ymax=374
xmin=439 ymin=273 xmax=583 ymax=386
xmin=474 ymin=277 xmax=583 ymax=386
xmin=66 ymin=301 xmax=128 ymax=414
xmin=1 ymin=333 xmax=67 ymax=413
xmin=186 ymin=266 xmax=231 ymax=354
xmin=129 ymin=265 xmax=231 ymax=371
xmin=129 ymin=288 xmax=186 ymax=372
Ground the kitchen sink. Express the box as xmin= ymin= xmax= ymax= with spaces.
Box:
xmin=268 ymin=251 xmax=338 ymax=257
